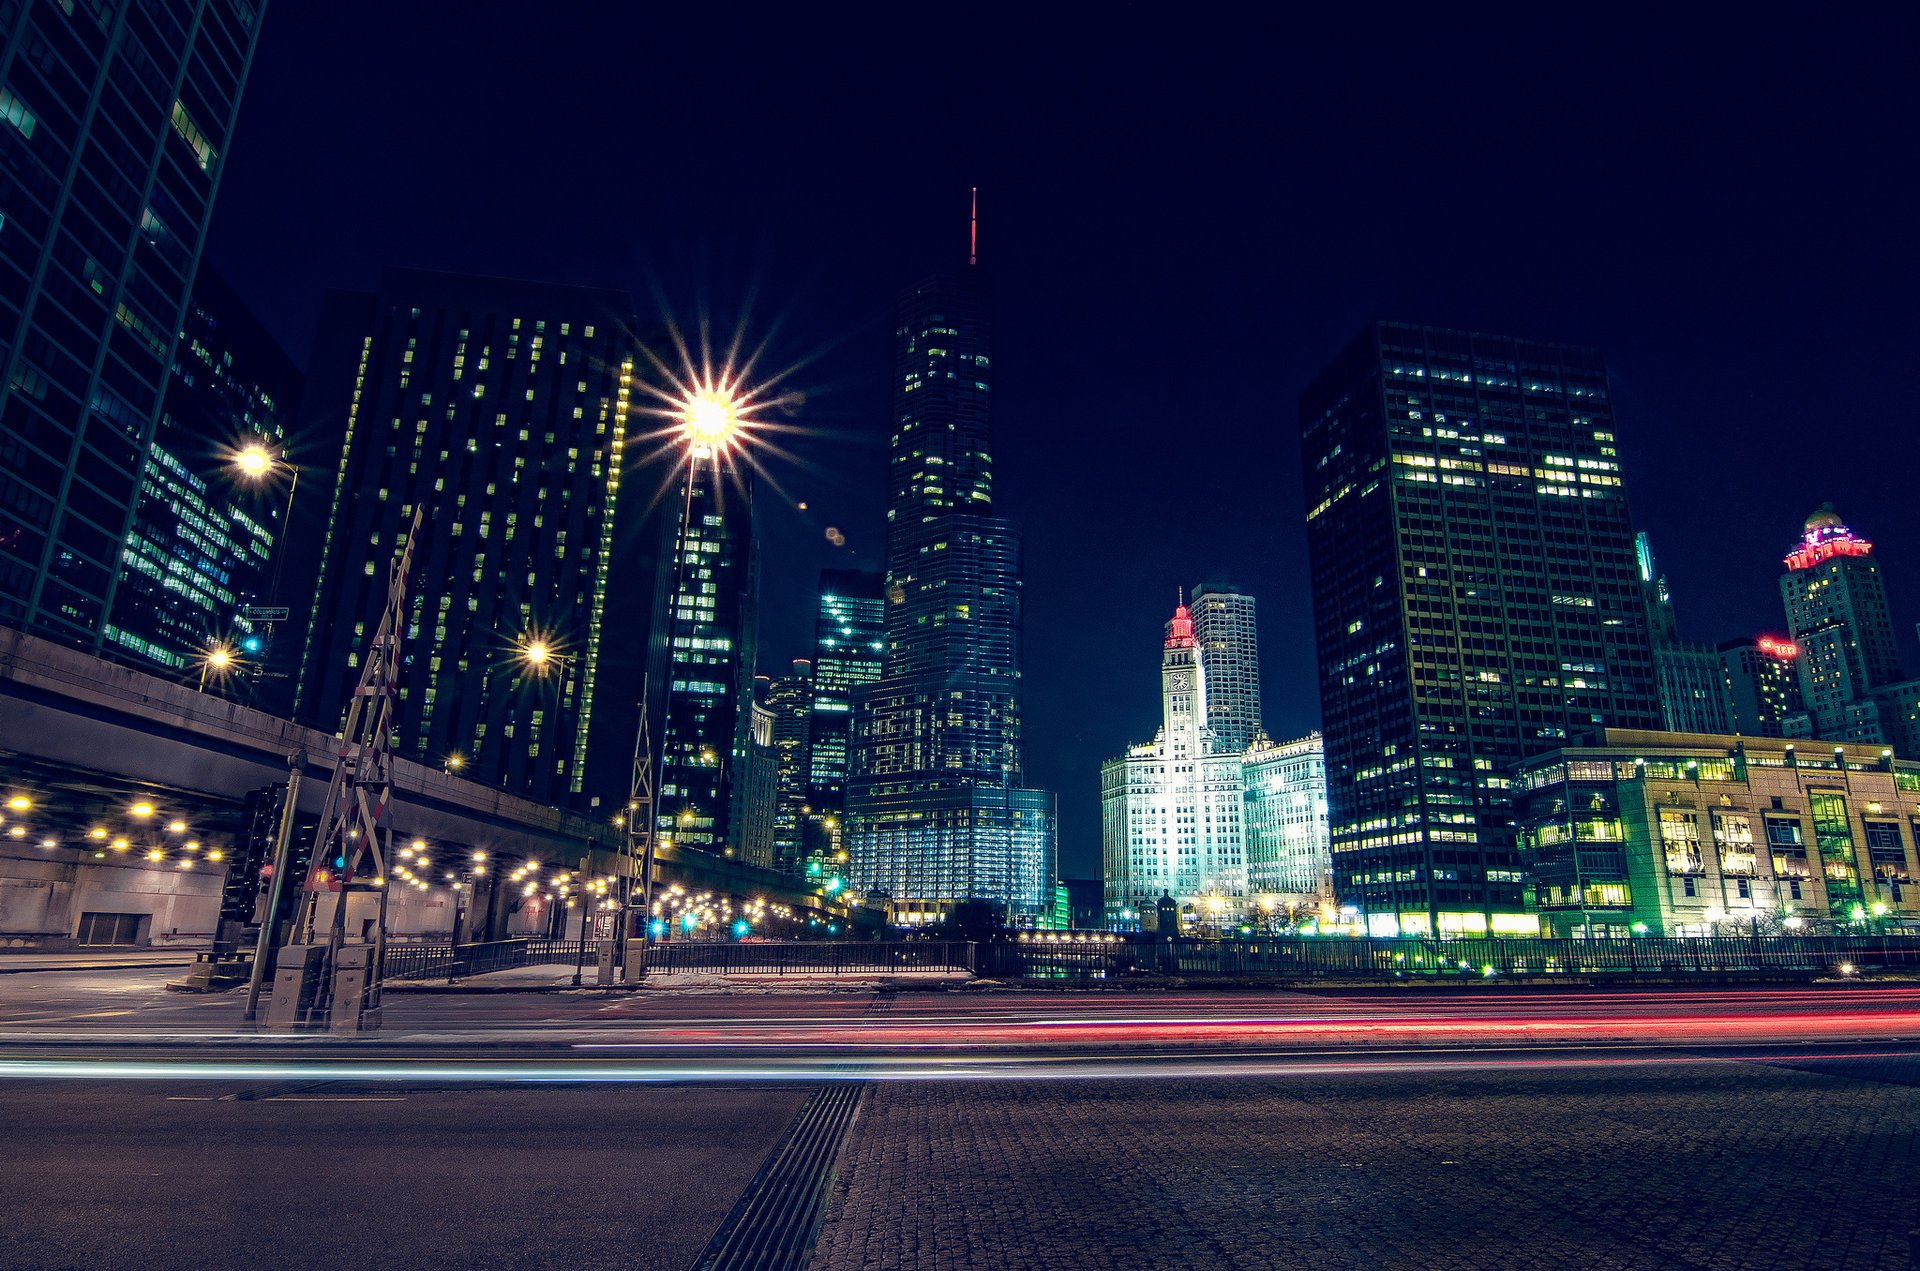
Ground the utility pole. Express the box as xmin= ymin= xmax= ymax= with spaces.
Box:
xmin=265 ymin=508 xmax=421 ymax=1033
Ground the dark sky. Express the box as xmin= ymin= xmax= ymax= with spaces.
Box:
xmin=208 ymin=4 xmax=1920 ymax=880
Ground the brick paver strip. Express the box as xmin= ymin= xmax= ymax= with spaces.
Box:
xmin=811 ymin=1062 xmax=1920 ymax=1269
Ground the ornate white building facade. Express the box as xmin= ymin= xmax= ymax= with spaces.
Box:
xmin=1102 ymin=596 xmax=1329 ymax=931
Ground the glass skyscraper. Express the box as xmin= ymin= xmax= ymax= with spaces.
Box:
xmin=1189 ymin=583 xmax=1261 ymax=752
xmin=847 ymin=256 xmax=1054 ymax=920
xmin=0 ymin=0 xmax=267 ymax=651
xmin=294 ymin=268 xmax=639 ymax=807
xmin=807 ymin=567 xmax=884 ymax=839
xmin=653 ymin=448 xmax=757 ymax=855
xmin=1299 ymin=321 xmax=1660 ymax=937
xmin=106 ymin=266 xmax=301 ymax=689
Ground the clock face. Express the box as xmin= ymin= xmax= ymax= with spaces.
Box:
xmin=1168 ymin=671 xmax=1192 ymax=692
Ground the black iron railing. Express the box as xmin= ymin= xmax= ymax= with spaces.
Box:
xmin=979 ymin=933 xmax=1920 ymax=980
xmin=642 ymin=940 xmax=971 ymax=975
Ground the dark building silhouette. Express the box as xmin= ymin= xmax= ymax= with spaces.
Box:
xmin=0 ymin=0 xmax=268 ymax=651
xmin=1299 ymin=321 xmax=1660 ymax=936
xmin=108 ymin=266 xmax=302 ymax=697
xmin=294 ymin=268 xmax=643 ymax=808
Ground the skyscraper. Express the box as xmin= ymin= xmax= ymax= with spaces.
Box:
xmin=1779 ymin=505 xmax=1905 ymax=745
xmin=653 ymin=446 xmax=758 ymax=855
xmin=1101 ymin=598 xmax=1248 ymax=929
xmin=0 ymin=0 xmax=268 ymax=650
xmin=1300 ymin=321 xmax=1660 ymax=937
xmin=105 ymin=266 xmax=302 ymax=688
xmin=763 ymin=659 xmax=814 ymax=874
xmin=1637 ymin=532 xmax=1731 ymax=734
xmin=1719 ymin=635 xmax=1804 ymax=738
xmin=807 ymin=567 xmax=884 ymax=851
xmin=1189 ymin=583 xmax=1262 ymax=752
xmin=295 ymin=268 xmax=639 ymax=807
xmin=847 ymin=238 xmax=1055 ymax=921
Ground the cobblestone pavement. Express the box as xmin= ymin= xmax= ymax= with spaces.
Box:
xmin=812 ymin=1058 xmax=1920 ymax=1269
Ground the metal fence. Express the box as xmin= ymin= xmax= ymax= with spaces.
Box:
xmin=379 ymin=937 xmax=601 ymax=982
xmin=980 ymin=933 xmax=1920 ymax=981
xmin=643 ymin=940 xmax=971 ymax=975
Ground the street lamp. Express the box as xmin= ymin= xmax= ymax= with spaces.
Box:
xmin=197 ymin=641 xmax=240 ymax=693
xmin=229 ymin=439 xmax=299 ymax=691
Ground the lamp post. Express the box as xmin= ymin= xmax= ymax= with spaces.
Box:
xmin=628 ymin=384 xmax=749 ymax=976
xmin=230 ymin=441 xmax=299 ymax=701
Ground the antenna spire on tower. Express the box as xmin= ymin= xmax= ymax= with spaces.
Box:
xmin=969 ymin=187 xmax=978 ymax=266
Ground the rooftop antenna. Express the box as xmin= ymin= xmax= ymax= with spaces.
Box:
xmin=969 ymin=186 xmax=978 ymax=266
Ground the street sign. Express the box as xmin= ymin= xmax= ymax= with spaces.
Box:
xmin=242 ymin=606 xmax=291 ymax=622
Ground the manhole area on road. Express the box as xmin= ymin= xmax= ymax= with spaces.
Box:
xmin=693 ymin=1080 xmax=865 ymax=1271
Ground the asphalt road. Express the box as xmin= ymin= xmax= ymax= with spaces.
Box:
xmin=2 ymin=975 xmax=1918 ymax=1268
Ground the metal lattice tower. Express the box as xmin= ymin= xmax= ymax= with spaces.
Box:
xmin=289 ymin=507 xmax=423 ymax=1028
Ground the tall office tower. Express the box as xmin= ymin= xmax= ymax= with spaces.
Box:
xmin=106 ymin=266 xmax=302 ymax=686
xmin=763 ymin=660 xmax=814 ymax=875
xmin=1241 ymin=732 xmax=1331 ymax=901
xmin=654 ymin=445 xmax=758 ymax=855
xmin=295 ymin=268 xmax=638 ymax=807
xmin=1300 ymin=321 xmax=1661 ymax=937
xmin=847 ymin=246 xmax=1055 ymax=921
xmin=1189 ymin=583 xmax=1262 ymax=752
xmin=736 ymin=699 xmax=776 ymax=869
xmin=1719 ymin=635 xmax=1805 ymax=738
xmin=0 ymin=0 xmax=267 ymax=649
xmin=807 ymin=567 xmax=884 ymax=844
xmin=1636 ymin=532 xmax=1731 ymax=733
xmin=1779 ymin=505 xmax=1906 ymax=745
xmin=1101 ymin=598 xmax=1248 ymax=930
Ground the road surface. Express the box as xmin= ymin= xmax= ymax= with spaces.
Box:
xmin=0 ymin=973 xmax=1915 ymax=1268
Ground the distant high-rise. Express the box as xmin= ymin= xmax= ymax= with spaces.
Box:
xmin=654 ymin=444 xmax=759 ymax=854
xmin=0 ymin=0 xmax=268 ymax=650
xmin=847 ymin=231 xmax=1055 ymax=920
xmin=106 ymin=267 xmax=302 ymax=690
xmin=295 ymin=268 xmax=638 ymax=807
xmin=807 ymin=568 xmax=884 ymax=849
xmin=763 ymin=660 xmax=814 ymax=875
xmin=1636 ymin=533 xmax=1731 ymax=734
xmin=1719 ymin=636 xmax=1804 ymax=738
xmin=1779 ymin=505 xmax=1905 ymax=745
xmin=1300 ymin=321 xmax=1660 ymax=937
xmin=1189 ymin=583 xmax=1261 ymax=752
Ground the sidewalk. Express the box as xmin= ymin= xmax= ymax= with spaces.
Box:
xmin=0 ymin=948 xmax=202 ymax=974
xmin=384 ymin=964 xmax=975 ymax=993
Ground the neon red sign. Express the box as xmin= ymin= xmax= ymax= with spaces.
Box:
xmin=1756 ymin=636 xmax=1799 ymax=659
xmin=1784 ymin=533 xmax=1872 ymax=571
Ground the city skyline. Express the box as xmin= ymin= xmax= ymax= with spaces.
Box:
xmin=32 ymin=3 xmax=1919 ymax=884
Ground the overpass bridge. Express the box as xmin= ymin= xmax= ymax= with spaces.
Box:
xmin=0 ymin=628 xmax=836 ymax=947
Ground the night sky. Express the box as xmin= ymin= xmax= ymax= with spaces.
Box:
xmin=207 ymin=5 xmax=1920 ymax=879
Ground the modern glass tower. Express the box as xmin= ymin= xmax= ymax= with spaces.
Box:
xmin=1299 ymin=321 xmax=1661 ymax=937
xmin=0 ymin=0 xmax=267 ymax=650
xmin=847 ymin=250 xmax=1055 ymax=920
xmin=294 ymin=268 xmax=639 ymax=807
xmin=763 ymin=659 xmax=813 ymax=874
xmin=807 ymin=567 xmax=884 ymax=837
xmin=106 ymin=266 xmax=301 ymax=690
xmin=653 ymin=447 xmax=758 ymax=855
xmin=1189 ymin=583 xmax=1262 ymax=752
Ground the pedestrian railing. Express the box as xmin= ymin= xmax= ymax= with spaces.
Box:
xmin=979 ymin=933 xmax=1920 ymax=981
xmin=643 ymin=940 xmax=971 ymax=975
